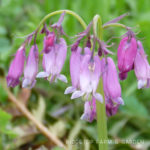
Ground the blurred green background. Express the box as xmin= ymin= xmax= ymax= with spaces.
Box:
xmin=0 ymin=0 xmax=150 ymax=150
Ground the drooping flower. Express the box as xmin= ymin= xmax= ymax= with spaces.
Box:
xmin=134 ymin=41 xmax=150 ymax=89
xmin=36 ymin=38 xmax=67 ymax=83
xmin=81 ymin=96 xmax=119 ymax=122
xmin=22 ymin=45 xmax=39 ymax=88
xmin=42 ymin=32 xmax=55 ymax=54
xmin=6 ymin=46 xmax=26 ymax=87
xmin=102 ymin=57 xmax=124 ymax=105
xmin=117 ymin=33 xmax=137 ymax=80
xmin=71 ymin=52 xmax=103 ymax=102
xmin=81 ymin=98 xmax=96 ymax=122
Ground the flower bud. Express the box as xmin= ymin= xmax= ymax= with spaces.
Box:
xmin=42 ymin=32 xmax=55 ymax=54
xmin=6 ymin=46 xmax=25 ymax=87
xmin=117 ymin=36 xmax=137 ymax=80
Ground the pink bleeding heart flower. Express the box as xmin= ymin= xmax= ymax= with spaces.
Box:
xmin=134 ymin=41 xmax=150 ymax=89
xmin=42 ymin=32 xmax=55 ymax=54
xmin=22 ymin=45 xmax=39 ymax=88
xmin=102 ymin=57 xmax=124 ymax=105
xmin=36 ymin=38 xmax=67 ymax=83
xmin=71 ymin=52 xmax=103 ymax=103
xmin=6 ymin=46 xmax=26 ymax=87
xmin=117 ymin=35 xmax=137 ymax=80
xmin=64 ymin=47 xmax=92 ymax=95
xmin=81 ymin=98 xmax=96 ymax=122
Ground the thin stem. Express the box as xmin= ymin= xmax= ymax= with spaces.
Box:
xmin=93 ymin=15 xmax=103 ymax=40
xmin=93 ymin=15 xmax=108 ymax=150
xmin=103 ymin=23 xmax=128 ymax=30
xmin=33 ymin=10 xmax=87 ymax=44
xmin=35 ymin=9 xmax=87 ymax=35
xmin=1 ymin=78 xmax=66 ymax=149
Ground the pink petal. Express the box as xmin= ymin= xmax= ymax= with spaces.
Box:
xmin=102 ymin=57 xmax=121 ymax=99
xmin=55 ymin=38 xmax=67 ymax=74
xmin=79 ymin=55 xmax=91 ymax=92
xmin=6 ymin=46 xmax=25 ymax=87
xmin=42 ymin=47 xmax=55 ymax=74
xmin=42 ymin=32 xmax=55 ymax=53
xmin=24 ymin=45 xmax=39 ymax=85
xmin=91 ymin=55 xmax=101 ymax=92
xmin=70 ymin=47 xmax=82 ymax=87
xmin=81 ymin=98 xmax=96 ymax=122
xmin=134 ymin=41 xmax=150 ymax=80
xmin=84 ymin=47 xmax=91 ymax=55
xmin=117 ymin=37 xmax=137 ymax=73
xmin=102 ymin=57 xmax=123 ymax=105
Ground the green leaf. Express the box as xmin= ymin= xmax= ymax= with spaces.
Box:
xmin=0 ymin=38 xmax=11 ymax=53
xmin=1 ymin=0 xmax=11 ymax=7
xmin=109 ymin=119 xmax=128 ymax=136
xmin=0 ymin=108 xmax=12 ymax=131
xmin=121 ymin=96 xmax=149 ymax=118
xmin=0 ymin=109 xmax=17 ymax=140
xmin=52 ymin=147 xmax=65 ymax=150
xmin=0 ymin=26 xmax=7 ymax=35
xmin=0 ymin=83 xmax=8 ymax=103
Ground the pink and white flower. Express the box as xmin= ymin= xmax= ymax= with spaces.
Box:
xmin=134 ymin=41 xmax=150 ymax=89
xmin=22 ymin=45 xmax=39 ymax=88
xmin=65 ymin=47 xmax=103 ymax=102
xmin=36 ymin=38 xmax=67 ymax=83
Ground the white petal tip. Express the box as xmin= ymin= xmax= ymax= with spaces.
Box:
xmin=22 ymin=79 xmax=31 ymax=88
xmin=71 ymin=91 xmax=84 ymax=99
xmin=94 ymin=93 xmax=103 ymax=103
xmin=117 ymin=97 xmax=124 ymax=105
xmin=57 ymin=74 xmax=68 ymax=83
xmin=36 ymin=72 xmax=49 ymax=78
xmin=64 ymin=86 xmax=76 ymax=94
xmin=80 ymin=113 xmax=92 ymax=122
xmin=80 ymin=114 xmax=86 ymax=121
xmin=138 ymin=80 xmax=147 ymax=89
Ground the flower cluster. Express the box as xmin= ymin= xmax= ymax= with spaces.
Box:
xmin=6 ymin=13 xmax=150 ymax=122
xmin=118 ymin=31 xmax=150 ymax=89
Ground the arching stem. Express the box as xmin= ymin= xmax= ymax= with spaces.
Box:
xmin=93 ymin=15 xmax=108 ymax=150
xmin=103 ymin=23 xmax=128 ymax=30
xmin=34 ymin=10 xmax=87 ymax=42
